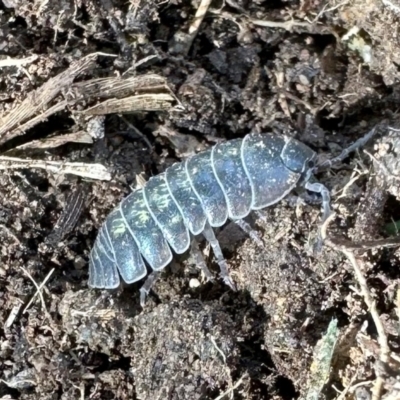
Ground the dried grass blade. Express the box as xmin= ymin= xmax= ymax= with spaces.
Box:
xmin=82 ymin=93 xmax=175 ymax=115
xmin=71 ymin=74 xmax=169 ymax=99
xmin=10 ymin=131 xmax=93 ymax=152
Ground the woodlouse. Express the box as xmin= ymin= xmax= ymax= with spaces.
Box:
xmin=88 ymin=132 xmax=331 ymax=303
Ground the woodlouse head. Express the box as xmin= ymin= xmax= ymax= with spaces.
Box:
xmin=281 ymin=137 xmax=317 ymax=175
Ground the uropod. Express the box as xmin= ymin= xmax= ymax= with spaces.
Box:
xmin=88 ymin=132 xmax=331 ymax=304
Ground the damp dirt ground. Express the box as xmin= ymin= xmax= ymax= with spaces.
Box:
xmin=0 ymin=0 xmax=400 ymax=399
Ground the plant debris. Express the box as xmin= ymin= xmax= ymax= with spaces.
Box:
xmin=0 ymin=0 xmax=399 ymax=399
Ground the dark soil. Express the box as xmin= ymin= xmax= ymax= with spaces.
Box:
xmin=0 ymin=0 xmax=400 ymax=399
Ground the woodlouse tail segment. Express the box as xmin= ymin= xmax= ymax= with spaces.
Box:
xmin=96 ymin=228 xmax=120 ymax=288
xmin=105 ymin=208 xmax=147 ymax=284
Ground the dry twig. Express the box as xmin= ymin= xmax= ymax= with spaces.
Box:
xmin=170 ymin=0 xmax=213 ymax=55
xmin=321 ymin=214 xmax=392 ymax=400
xmin=21 ymin=267 xmax=55 ymax=315
xmin=250 ymin=18 xmax=311 ymax=31
xmin=213 ymin=374 xmax=246 ymax=400
xmin=382 ymin=0 xmax=400 ymax=14
xmin=0 ymin=54 xmax=39 ymax=69
xmin=189 ymin=0 xmax=213 ymax=38
xmin=324 ymin=236 xmax=400 ymax=251
xmin=340 ymin=252 xmax=389 ymax=400
xmin=120 ymin=115 xmax=152 ymax=149
xmin=365 ymin=150 xmax=400 ymax=182
xmin=0 ymin=156 xmax=111 ymax=181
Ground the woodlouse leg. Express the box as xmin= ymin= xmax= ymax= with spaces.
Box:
xmin=305 ymin=181 xmax=331 ymax=250
xmin=254 ymin=210 xmax=268 ymax=223
xmin=139 ymin=271 xmax=161 ymax=307
xmin=305 ymin=182 xmax=331 ymax=223
xmin=190 ymin=238 xmax=214 ymax=281
xmin=287 ymin=192 xmax=322 ymax=207
xmin=202 ymin=223 xmax=237 ymax=291
xmin=233 ymin=219 xmax=264 ymax=248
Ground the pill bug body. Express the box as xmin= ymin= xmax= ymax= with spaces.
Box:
xmin=89 ymin=132 xmax=317 ymax=290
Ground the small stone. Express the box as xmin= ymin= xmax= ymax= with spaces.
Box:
xmin=189 ymin=278 xmax=200 ymax=288
xmin=87 ymin=116 xmax=106 ymax=140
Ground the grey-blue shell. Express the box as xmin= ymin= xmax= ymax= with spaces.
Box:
xmin=89 ymin=132 xmax=316 ymax=289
